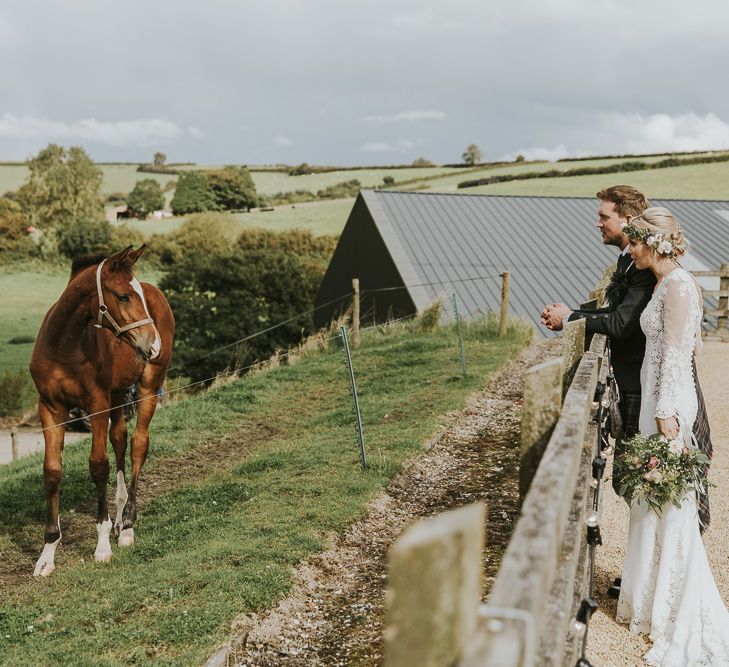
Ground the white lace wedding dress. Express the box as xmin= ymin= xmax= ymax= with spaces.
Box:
xmin=617 ymin=268 xmax=729 ymax=666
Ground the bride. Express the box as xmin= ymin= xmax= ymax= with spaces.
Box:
xmin=616 ymin=207 xmax=729 ymax=665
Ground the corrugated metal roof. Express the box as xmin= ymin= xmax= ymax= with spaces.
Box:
xmin=360 ymin=190 xmax=729 ymax=335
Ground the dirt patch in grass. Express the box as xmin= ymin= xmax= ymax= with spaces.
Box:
xmin=221 ymin=338 xmax=560 ymax=666
xmin=0 ymin=420 xmax=279 ymax=590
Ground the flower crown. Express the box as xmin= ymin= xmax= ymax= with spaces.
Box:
xmin=622 ymin=221 xmax=680 ymax=259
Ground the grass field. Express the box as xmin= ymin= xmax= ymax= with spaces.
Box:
xmin=0 ymin=266 xmax=162 ymax=376
xmin=123 ymin=198 xmax=354 ymax=240
xmin=399 ymin=152 xmax=729 ymax=193
xmin=448 ymin=160 xmax=729 ymax=199
xmin=0 ymin=314 xmax=532 ymax=666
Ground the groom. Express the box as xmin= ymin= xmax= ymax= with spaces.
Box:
xmin=540 ymin=185 xmax=713 ymax=532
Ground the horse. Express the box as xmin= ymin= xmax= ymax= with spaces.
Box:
xmin=29 ymin=245 xmax=175 ymax=576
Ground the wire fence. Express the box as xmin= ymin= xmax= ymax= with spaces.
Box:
xmin=35 ymin=270 xmax=508 ymax=432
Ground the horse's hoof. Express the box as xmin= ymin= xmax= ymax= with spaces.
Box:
xmin=34 ymin=539 xmax=61 ymax=577
xmin=95 ymin=518 xmax=113 ymax=563
xmin=33 ymin=560 xmax=55 ymax=577
xmin=118 ymin=528 xmax=135 ymax=547
xmin=94 ymin=550 xmax=112 ymax=563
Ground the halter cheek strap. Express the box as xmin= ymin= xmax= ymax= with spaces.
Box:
xmin=94 ymin=260 xmax=154 ymax=337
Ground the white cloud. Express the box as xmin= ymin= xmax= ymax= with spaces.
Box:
xmin=604 ymin=112 xmax=729 ymax=154
xmin=274 ymin=133 xmax=292 ymax=146
xmin=363 ymin=110 xmax=446 ymax=123
xmin=500 ymin=113 xmax=729 ymax=162
xmin=361 ymin=142 xmax=393 ymax=152
xmin=361 ymin=138 xmax=417 ymax=152
xmin=188 ymin=126 xmax=204 ymax=139
xmin=499 ymin=144 xmax=573 ymax=162
xmin=0 ymin=114 xmax=183 ymax=147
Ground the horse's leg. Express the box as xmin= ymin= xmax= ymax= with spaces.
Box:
xmin=88 ymin=399 xmax=113 ymax=563
xmin=109 ymin=392 xmax=128 ymax=537
xmin=34 ymin=400 xmax=67 ymax=577
xmin=120 ymin=376 xmax=160 ymax=547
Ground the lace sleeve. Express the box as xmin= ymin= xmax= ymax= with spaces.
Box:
xmin=655 ymin=274 xmax=692 ymax=420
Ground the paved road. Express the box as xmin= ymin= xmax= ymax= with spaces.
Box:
xmin=588 ymin=340 xmax=729 ymax=665
xmin=0 ymin=429 xmax=88 ymax=465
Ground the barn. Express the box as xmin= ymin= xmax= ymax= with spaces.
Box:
xmin=313 ymin=190 xmax=729 ymax=334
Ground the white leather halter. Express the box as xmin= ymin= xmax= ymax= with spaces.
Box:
xmin=94 ymin=259 xmax=154 ymax=337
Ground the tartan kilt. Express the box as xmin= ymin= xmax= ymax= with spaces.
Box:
xmin=694 ymin=361 xmax=713 ymax=531
xmin=611 ymin=391 xmax=642 ymax=496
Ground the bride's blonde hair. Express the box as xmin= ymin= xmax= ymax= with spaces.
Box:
xmin=629 ymin=207 xmax=688 ymax=258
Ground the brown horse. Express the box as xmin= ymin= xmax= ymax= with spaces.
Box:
xmin=29 ymin=245 xmax=174 ymax=576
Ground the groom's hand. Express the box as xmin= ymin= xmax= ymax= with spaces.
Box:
xmin=541 ymin=303 xmax=571 ymax=331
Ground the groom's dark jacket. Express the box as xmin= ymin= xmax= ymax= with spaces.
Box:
xmin=568 ymin=252 xmax=656 ymax=393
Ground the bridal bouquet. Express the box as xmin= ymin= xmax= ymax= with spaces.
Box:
xmin=614 ymin=432 xmax=711 ymax=514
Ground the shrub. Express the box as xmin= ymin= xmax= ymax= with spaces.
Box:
xmin=145 ymin=214 xmax=230 ymax=267
xmin=0 ymin=369 xmax=31 ymax=417
xmin=0 ymin=197 xmax=36 ymax=259
xmin=110 ymin=223 xmax=144 ymax=250
xmin=236 ymin=228 xmax=337 ymax=272
xmin=382 ymin=176 xmax=395 ymax=186
xmin=205 ymin=166 xmax=258 ymax=211
xmin=289 ymin=163 xmax=314 ymax=176
xmin=127 ymin=179 xmax=165 ymax=219
xmin=170 ymin=172 xmax=217 ymax=215
xmin=105 ymin=192 xmax=128 ymax=204
xmin=160 ymin=243 xmax=320 ymax=383
xmin=56 ymin=217 xmax=112 ymax=259
xmin=259 ymin=190 xmax=317 ymax=207
xmin=515 ymin=154 xmax=525 ymax=163
xmin=412 ymin=158 xmax=434 ymax=167
xmin=316 ymin=179 xmax=361 ymax=199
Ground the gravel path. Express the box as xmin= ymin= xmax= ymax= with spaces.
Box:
xmin=588 ymin=341 xmax=729 ymax=665
xmin=208 ymin=338 xmax=560 ymax=666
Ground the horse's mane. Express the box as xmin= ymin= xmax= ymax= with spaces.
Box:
xmin=69 ymin=253 xmax=107 ymax=281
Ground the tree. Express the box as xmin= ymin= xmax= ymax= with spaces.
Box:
xmin=127 ymin=179 xmax=165 ymax=219
xmin=205 ymin=166 xmax=259 ymax=211
xmin=0 ymin=197 xmax=35 ymax=258
xmin=170 ymin=172 xmax=217 ymax=215
xmin=17 ymin=144 xmax=104 ymax=229
xmin=160 ymin=240 xmax=319 ymax=383
xmin=56 ymin=217 xmax=112 ymax=259
xmin=461 ymin=144 xmax=483 ymax=166
xmin=412 ymin=157 xmax=434 ymax=167
xmin=153 ymin=152 xmax=167 ymax=166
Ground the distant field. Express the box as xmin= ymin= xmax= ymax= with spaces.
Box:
xmin=445 ymin=160 xmax=729 ymax=200
xmin=399 ymin=152 xmax=729 ymax=192
xmin=0 ymin=164 xmax=176 ymax=196
xmin=0 ymin=267 xmax=161 ymax=375
xmin=124 ymin=198 xmax=354 ymax=239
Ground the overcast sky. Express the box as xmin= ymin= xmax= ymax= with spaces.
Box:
xmin=1 ymin=0 xmax=728 ymax=165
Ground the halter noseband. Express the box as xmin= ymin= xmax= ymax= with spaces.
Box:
xmin=94 ymin=259 xmax=154 ymax=337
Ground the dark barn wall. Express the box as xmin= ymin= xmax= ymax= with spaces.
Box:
xmin=314 ymin=195 xmax=416 ymax=328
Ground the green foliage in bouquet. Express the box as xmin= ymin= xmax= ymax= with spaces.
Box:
xmin=614 ymin=432 xmax=711 ymax=514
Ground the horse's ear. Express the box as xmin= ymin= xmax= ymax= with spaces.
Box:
xmin=126 ymin=244 xmax=146 ymax=267
xmin=107 ymin=246 xmax=134 ymax=271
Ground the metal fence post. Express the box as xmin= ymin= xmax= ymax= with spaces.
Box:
xmin=451 ymin=294 xmax=467 ymax=377
xmin=352 ymin=278 xmax=361 ymax=349
xmin=339 ymin=326 xmax=367 ymax=470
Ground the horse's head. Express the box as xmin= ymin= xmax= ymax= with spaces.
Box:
xmin=94 ymin=245 xmax=162 ymax=362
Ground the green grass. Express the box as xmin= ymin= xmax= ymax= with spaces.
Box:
xmin=0 ymin=267 xmax=162 ymax=376
xmin=123 ymin=198 xmax=355 ymax=239
xmin=428 ymin=158 xmax=729 ymax=199
xmin=402 ymin=152 xmax=729 ymax=193
xmin=0 ymin=314 xmax=532 ymax=666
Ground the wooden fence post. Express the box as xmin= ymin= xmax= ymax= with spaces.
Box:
xmin=519 ymin=358 xmax=563 ymax=498
xmin=384 ymin=503 xmax=486 ymax=667
xmin=11 ymin=429 xmax=18 ymax=462
xmin=352 ymin=278 xmax=361 ymax=349
xmin=561 ymin=318 xmax=585 ymax=389
xmin=719 ymin=263 xmax=729 ymax=334
xmin=499 ymin=272 xmax=510 ymax=337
